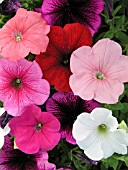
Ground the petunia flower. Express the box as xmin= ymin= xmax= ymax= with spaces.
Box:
xmin=0 ymin=0 xmax=22 ymax=15
xmin=0 ymin=123 xmax=10 ymax=149
xmin=9 ymin=104 xmax=61 ymax=154
xmin=0 ymin=107 xmax=5 ymax=116
xmin=70 ymin=38 xmax=128 ymax=104
xmin=0 ymin=0 xmax=4 ymax=4
xmin=0 ymin=135 xmax=56 ymax=170
xmin=72 ymin=108 xmax=128 ymax=161
xmin=0 ymin=8 xmax=50 ymax=61
xmin=39 ymin=0 xmax=104 ymax=35
xmin=0 ymin=58 xmax=50 ymax=116
xmin=46 ymin=91 xmax=99 ymax=144
xmin=36 ymin=23 xmax=92 ymax=92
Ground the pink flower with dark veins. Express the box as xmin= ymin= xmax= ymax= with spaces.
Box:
xmin=0 ymin=58 xmax=50 ymax=116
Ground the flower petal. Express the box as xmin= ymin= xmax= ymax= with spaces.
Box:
xmin=77 ymin=132 xmax=103 ymax=161
xmin=73 ymin=113 xmax=96 ymax=141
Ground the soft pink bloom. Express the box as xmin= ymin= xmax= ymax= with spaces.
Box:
xmin=37 ymin=151 xmax=56 ymax=170
xmin=0 ymin=8 xmax=50 ymax=61
xmin=0 ymin=58 xmax=50 ymax=116
xmin=9 ymin=105 xmax=61 ymax=154
xmin=70 ymin=38 xmax=128 ymax=104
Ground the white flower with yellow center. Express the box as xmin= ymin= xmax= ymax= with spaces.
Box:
xmin=72 ymin=108 xmax=128 ymax=161
xmin=0 ymin=123 xmax=10 ymax=148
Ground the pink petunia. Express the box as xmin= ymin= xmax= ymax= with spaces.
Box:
xmin=9 ymin=105 xmax=61 ymax=154
xmin=0 ymin=58 xmax=50 ymax=116
xmin=70 ymin=38 xmax=128 ymax=104
xmin=0 ymin=8 xmax=50 ymax=61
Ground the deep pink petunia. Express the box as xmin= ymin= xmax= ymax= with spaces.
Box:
xmin=70 ymin=38 xmax=128 ymax=104
xmin=9 ymin=105 xmax=61 ymax=154
xmin=0 ymin=8 xmax=50 ymax=61
xmin=0 ymin=58 xmax=50 ymax=116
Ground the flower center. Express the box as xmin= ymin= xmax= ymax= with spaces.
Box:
xmin=13 ymin=30 xmax=22 ymax=42
xmin=63 ymin=59 xmax=69 ymax=66
xmin=35 ymin=123 xmax=42 ymax=131
xmin=95 ymin=72 xmax=104 ymax=80
xmin=15 ymin=35 xmax=22 ymax=41
xmin=98 ymin=124 xmax=107 ymax=133
xmin=12 ymin=78 xmax=22 ymax=89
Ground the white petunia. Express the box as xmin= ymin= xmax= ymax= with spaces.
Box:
xmin=72 ymin=108 xmax=128 ymax=161
xmin=0 ymin=0 xmax=4 ymax=4
xmin=0 ymin=123 xmax=10 ymax=148
xmin=0 ymin=107 xmax=5 ymax=116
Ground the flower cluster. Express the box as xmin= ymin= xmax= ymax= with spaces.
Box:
xmin=0 ymin=0 xmax=128 ymax=170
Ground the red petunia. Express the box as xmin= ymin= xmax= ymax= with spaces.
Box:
xmin=36 ymin=23 xmax=92 ymax=92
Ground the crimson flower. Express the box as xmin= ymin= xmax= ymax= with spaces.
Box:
xmin=36 ymin=23 xmax=92 ymax=92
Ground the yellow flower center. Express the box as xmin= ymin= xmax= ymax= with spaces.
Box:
xmin=95 ymin=72 xmax=104 ymax=80
xmin=15 ymin=35 xmax=22 ymax=41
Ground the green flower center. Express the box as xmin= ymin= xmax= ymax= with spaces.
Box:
xmin=12 ymin=78 xmax=22 ymax=89
xmin=98 ymin=124 xmax=107 ymax=133
xmin=95 ymin=72 xmax=104 ymax=80
xmin=35 ymin=123 xmax=42 ymax=131
xmin=15 ymin=35 xmax=22 ymax=41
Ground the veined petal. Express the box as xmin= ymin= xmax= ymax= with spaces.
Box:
xmin=102 ymin=131 xmax=128 ymax=158
xmin=90 ymin=108 xmax=112 ymax=125
xmin=69 ymin=74 xmax=95 ymax=100
xmin=92 ymin=38 xmax=122 ymax=73
xmin=77 ymin=132 xmax=103 ymax=161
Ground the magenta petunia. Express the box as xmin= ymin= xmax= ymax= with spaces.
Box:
xmin=9 ymin=105 xmax=61 ymax=154
xmin=40 ymin=0 xmax=104 ymax=35
xmin=0 ymin=58 xmax=50 ymax=116
xmin=70 ymin=38 xmax=128 ymax=104
xmin=0 ymin=8 xmax=50 ymax=61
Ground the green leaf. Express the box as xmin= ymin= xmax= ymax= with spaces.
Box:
xmin=102 ymin=157 xmax=118 ymax=170
xmin=112 ymin=5 xmax=122 ymax=16
xmin=104 ymin=31 xmax=114 ymax=38
xmin=109 ymin=102 xmax=124 ymax=111
xmin=116 ymin=15 xmax=125 ymax=28
xmin=120 ymin=103 xmax=128 ymax=113
xmin=115 ymin=31 xmax=128 ymax=45
xmin=113 ymin=154 xmax=128 ymax=167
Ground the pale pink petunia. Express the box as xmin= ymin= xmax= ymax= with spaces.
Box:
xmin=9 ymin=105 xmax=61 ymax=154
xmin=70 ymin=38 xmax=128 ymax=104
xmin=0 ymin=8 xmax=50 ymax=61
xmin=0 ymin=58 xmax=50 ymax=116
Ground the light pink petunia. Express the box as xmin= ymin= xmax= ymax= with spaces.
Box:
xmin=70 ymin=38 xmax=128 ymax=104
xmin=9 ymin=105 xmax=61 ymax=154
xmin=0 ymin=58 xmax=50 ymax=116
xmin=0 ymin=8 xmax=50 ymax=61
